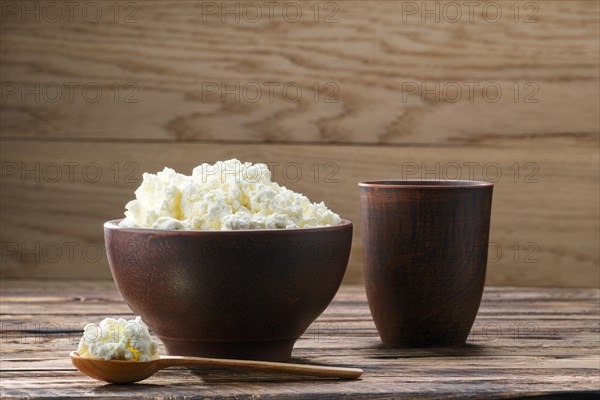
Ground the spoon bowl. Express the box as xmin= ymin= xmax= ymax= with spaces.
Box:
xmin=71 ymin=352 xmax=160 ymax=384
xmin=70 ymin=351 xmax=363 ymax=384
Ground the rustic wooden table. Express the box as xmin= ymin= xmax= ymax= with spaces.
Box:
xmin=1 ymin=280 xmax=598 ymax=399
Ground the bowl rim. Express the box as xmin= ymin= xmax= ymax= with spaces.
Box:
xmin=104 ymin=218 xmax=352 ymax=234
xmin=358 ymin=179 xmax=493 ymax=189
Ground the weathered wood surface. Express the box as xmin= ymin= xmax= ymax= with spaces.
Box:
xmin=1 ymin=140 xmax=598 ymax=287
xmin=1 ymin=1 xmax=598 ymax=143
xmin=1 ymin=280 xmax=599 ymax=399
xmin=1 ymin=0 xmax=599 ymax=287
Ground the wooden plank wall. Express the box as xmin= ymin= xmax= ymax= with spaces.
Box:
xmin=0 ymin=1 xmax=598 ymax=286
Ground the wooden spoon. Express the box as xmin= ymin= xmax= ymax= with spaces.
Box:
xmin=70 ymin=351 xmax=363 ymax=384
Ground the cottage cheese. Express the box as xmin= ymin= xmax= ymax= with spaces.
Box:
xmin=120 ymin=159 xmax=341 ymax=230
xmin=77 ymin=317 xmax=159 ymax=362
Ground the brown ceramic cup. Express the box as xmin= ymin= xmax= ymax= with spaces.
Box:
xmin=359 ymin=180 xmax=493 ymax=347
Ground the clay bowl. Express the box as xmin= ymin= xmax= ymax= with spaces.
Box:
xmin=104 ymin=219 xmax=352 ymax=362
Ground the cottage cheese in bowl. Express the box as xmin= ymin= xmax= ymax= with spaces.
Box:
xmin=120 ymin=159 xmax=341 ymax=230
xmin=77 ymin=316 xmax=159 ymax=362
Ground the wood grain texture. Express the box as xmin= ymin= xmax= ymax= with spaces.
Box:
xmin=1 ymin=139 xmax=599 ymax=286
xmin=0 ymin=0 xmax=598 ymax=143
xmin=0 ymin=0 xmax=599 ymax=286
xmin=1 ymin=281 xmax=599 ymax=399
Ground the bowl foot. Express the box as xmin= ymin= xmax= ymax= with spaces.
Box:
xmin=161 ymin=337 xmax=296 ymax=362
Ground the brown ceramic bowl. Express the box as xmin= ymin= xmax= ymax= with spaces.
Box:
xmin=104 ymin=219 xmax=352 ymax=361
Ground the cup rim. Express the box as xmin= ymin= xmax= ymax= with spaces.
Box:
xmin=358 ymin=179 xmax=494 ymax=189
xmin=104 ymin=218 xmax=352 ymax=234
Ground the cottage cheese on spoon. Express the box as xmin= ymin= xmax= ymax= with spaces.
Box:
xmin=77 ymin=317 xmax=159 ymax=362
xmin=120 ymin=159 xmax=341 ymax=230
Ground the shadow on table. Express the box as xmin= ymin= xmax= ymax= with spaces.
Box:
xmin=91 ymin=383 xmax=170 ymax=393
xmin=189 ymin=360 xmax=360 ymax=384
xmin=186 ymin=356 xmax=362 ymax=383
xmin=369 ymin=342 xmax=489 ymax=359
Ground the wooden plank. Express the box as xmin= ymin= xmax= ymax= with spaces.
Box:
xmin=3 ymin=280 xmax=599 ymax=300
xmin=3 ymin=292 xmax=600 ymax=315
xmin=0 ymin=1 xmax=598 ymax=144
xmin=1 ymin=371 xmax=597 ymax=400
xmin=0 ymin=282 xmax=598 ymax=398
xmin=1 ymin=140 xmax=599 ymax=286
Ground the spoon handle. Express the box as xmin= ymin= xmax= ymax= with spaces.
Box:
xmin=159 ymin=356 xmax=363 ymax=379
